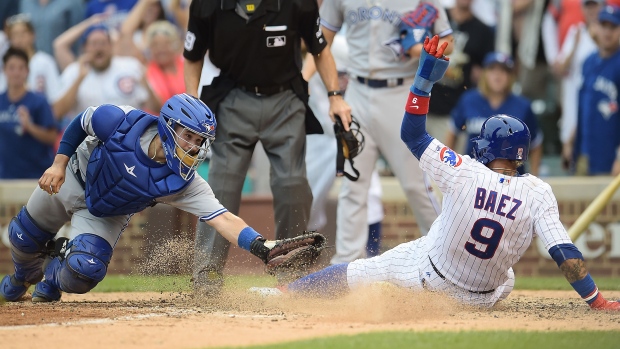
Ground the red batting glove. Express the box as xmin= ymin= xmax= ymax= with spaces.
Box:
xmin=423 ymin=35 xmax=449 ymax=60
xmin=589 ymin=293 xmax=620 ymax=310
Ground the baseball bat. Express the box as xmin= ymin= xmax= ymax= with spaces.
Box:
xmin=568 ymin=173 xmax=620 ymax=241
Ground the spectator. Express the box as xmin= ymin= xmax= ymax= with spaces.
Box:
xmin=4 ymin=14 xmax=61 ymax=103
xmin=85 ymin=0 xmax=139 ymax=31
xmin=555 ymin=0 xmax=602 ymax=153
xmin=566 ymin=5 xmax=620 ymax=176
xmin=117 ymin=1 xmax=183 ymax=110
xmin=118 ymin=0 xmax=167 ymax=61
xmin=429 ymin=0 xmax=495 ymax=143
xmin=19 ymin=0 xmax=85 ymax=56
xmin=446 ymin=52 xmax=543 ymax=175
xmin=53 ymin=14 xmax=109 ymax=72
xmin=542 ymin=0 xmax=585 ymax=67
xmin=52 ymin=24 xmax=160 ymax=121
xmin=0 ymin=47 xmax=57 ymax=179
xmin=184 ymin=0 xmax=351 ymax=295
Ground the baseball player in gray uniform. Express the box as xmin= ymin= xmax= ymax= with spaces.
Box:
xmin=0 ymin=94 xmax=314 ymax=302
xmin=252 ymin=36 xmax=620 ymax=311
xmin=319 ymin=0 xmax=453 ymax=264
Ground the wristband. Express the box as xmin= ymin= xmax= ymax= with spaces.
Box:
xmin=405 ymin=91 xmax=430 ymax=115
xmin=327 ymin=90 xmax=343 ymax=97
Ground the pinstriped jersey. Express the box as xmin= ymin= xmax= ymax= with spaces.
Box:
xmin=420 ymin=139 xmax=572 ymax=292
xmin=319 ymin=0 xmax=452 ymax=79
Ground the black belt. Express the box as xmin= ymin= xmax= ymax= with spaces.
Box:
xmin=428 ymin=257 xmax=495 ymax=295
xmin=236 ymin=82 xmax=290 ymax=96
xmin=356 ymin=76 xmax=404 ymax=88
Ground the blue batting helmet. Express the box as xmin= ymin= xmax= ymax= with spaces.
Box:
xmin=471 ymin=114 xmax=530 ymax=165
xmin=158 ymin=93 xmax=216 ymax=180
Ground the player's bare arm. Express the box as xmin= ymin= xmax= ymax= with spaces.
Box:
xmin=38 ymin=154 xmax=70 ymax=195
xmin=313 ymin=28 xmax=352 ymax=130
xmin=184 ymin=58 xmax=204 ymax=98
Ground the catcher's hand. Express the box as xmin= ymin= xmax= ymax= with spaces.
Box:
xmin=399 ymin=2 xmax=439 ymax=53
xmin=265 ymin=231 xmax=326 ymax=283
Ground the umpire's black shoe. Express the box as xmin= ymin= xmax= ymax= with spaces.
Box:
xmin=192 ymin=266 xmax=224 ymax=298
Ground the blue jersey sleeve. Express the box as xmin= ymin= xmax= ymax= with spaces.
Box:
xmin=523 ymin=102 xmax=540 ymax=145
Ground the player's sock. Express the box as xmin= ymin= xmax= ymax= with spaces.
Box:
xmin=288 ymin=263 xmax=349 ymax=297
xmin=366 ymin=222 xmax=382 ymax=257
xmin=570 ymin=273 xmax=600 ymax=305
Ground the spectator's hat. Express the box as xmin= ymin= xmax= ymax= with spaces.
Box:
xmin=599 ymin=5 xmax=620 ymax=26
xmin=482 ymin=52 xmax=515 ymax=70
xmin=80 ymin=24 xmax=110 ymax=45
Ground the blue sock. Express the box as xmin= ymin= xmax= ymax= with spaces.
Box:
xmin=288 ymin=263 xmax=349 ymax=297
xmin=237 ymin=227 xmax=261 ymax=251
xmin=366 ymin=222 xmax=382 ymax=257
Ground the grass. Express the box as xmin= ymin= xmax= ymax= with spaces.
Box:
xmin=92 ymin=274 xmax=620 ymax=293
xmin=213 ymin=331 xmax=620 ymax=349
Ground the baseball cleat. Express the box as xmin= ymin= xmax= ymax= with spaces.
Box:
xmin=0 ymin=274 xmax=30 ymax=302
xmin=193 ymin=266 xmax=224 ymax=298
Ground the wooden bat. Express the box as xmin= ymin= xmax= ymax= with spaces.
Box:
xmin=568 ymin=173 xmax=620 ymax=241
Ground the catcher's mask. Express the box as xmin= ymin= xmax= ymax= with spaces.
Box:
xmin=334 ymin=115 xmax=365 ymax=181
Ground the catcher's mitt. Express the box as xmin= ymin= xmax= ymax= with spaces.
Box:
xmin=334 ymin=115 xmax=365 ymax=181
xmin=399 ymin=2 xmax=439 ymax=52
xmin=264 ymin=231 xmax=327 ymax=283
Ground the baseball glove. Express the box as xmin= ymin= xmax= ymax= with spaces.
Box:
xmin=264 ymin=231 xmax=327 ymax=283
xmin=334 ymin=115 xmax=365 ymax=181
xmin=399 ymin=2 xmax=439 ymax=53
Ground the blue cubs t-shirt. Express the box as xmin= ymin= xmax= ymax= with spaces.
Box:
xmin=0 ymin=91 xmax=56 ymax=179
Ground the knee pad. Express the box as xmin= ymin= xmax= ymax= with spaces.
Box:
xmin=9 ymin=207 xmax=55 ymax=254
xmin=58 ymin=234 xmax=113 ymax=294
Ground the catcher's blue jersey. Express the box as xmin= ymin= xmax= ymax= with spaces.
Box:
xmin=85 ymin=106 xmax=191 ymax=217
xmin=576 ymin=49 xmax=620 ymax=174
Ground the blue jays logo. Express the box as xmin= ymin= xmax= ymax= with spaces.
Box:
xmin=203 ymin=123 xmax=215 ymax=133
xmin=439 ymin=147 xmax=462 ymax=167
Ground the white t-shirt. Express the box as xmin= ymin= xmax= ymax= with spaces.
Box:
xmin=58 ymin=56 xmax=148 ymax=117
xmin=28 ymin=51 xmax=61 ymax=103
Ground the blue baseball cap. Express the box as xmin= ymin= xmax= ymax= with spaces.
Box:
xmin=80 ymin=24 xmax=110 ymax=45
xmin=482 ymin=52 xmax=515 ymax=70
xmin=599 ymin=5 xmax=620 ymax=26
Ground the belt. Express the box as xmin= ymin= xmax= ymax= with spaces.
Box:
xmin=356 ymin=76 xmax=404 ymax=88
xmin=236 ymin=82 xmax=290 ymax=96
xmin=428 ymin=256 xmax=495 ymax=295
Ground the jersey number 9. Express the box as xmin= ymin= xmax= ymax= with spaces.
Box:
xmin=465 ymin=218 xmax=504 ymax=260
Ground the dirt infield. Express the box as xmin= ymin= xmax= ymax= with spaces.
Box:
xmin=1 ymin=288 xmax=619 ymax=349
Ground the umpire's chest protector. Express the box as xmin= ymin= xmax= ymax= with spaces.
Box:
xmin=85 ymin=109 xmax=190 ymax=217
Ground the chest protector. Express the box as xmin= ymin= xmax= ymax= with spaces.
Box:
xmin=85 ymin=110 xmax=191 ymax=217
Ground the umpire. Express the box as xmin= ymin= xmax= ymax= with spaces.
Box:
xmin=183 ymin=0 xmax=351 ymax=296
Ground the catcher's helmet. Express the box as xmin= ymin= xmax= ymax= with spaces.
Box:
xmin=471 ymin=114 xmax=530 ymax=165
xmin=158 ymin=93 xmax=216 ymax=180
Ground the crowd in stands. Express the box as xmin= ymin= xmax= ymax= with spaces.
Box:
xmin=0 ymin=0 xmax=618 ymax=181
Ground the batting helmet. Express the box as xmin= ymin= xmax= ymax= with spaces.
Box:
xmin=471 ymin=114 xmax=530 ymax=165
xmin=158 ymin=93 xmax=216 ymax=180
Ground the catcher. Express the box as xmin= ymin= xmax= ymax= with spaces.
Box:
xmin=0 ymin=93 xmax=325 ymax=302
